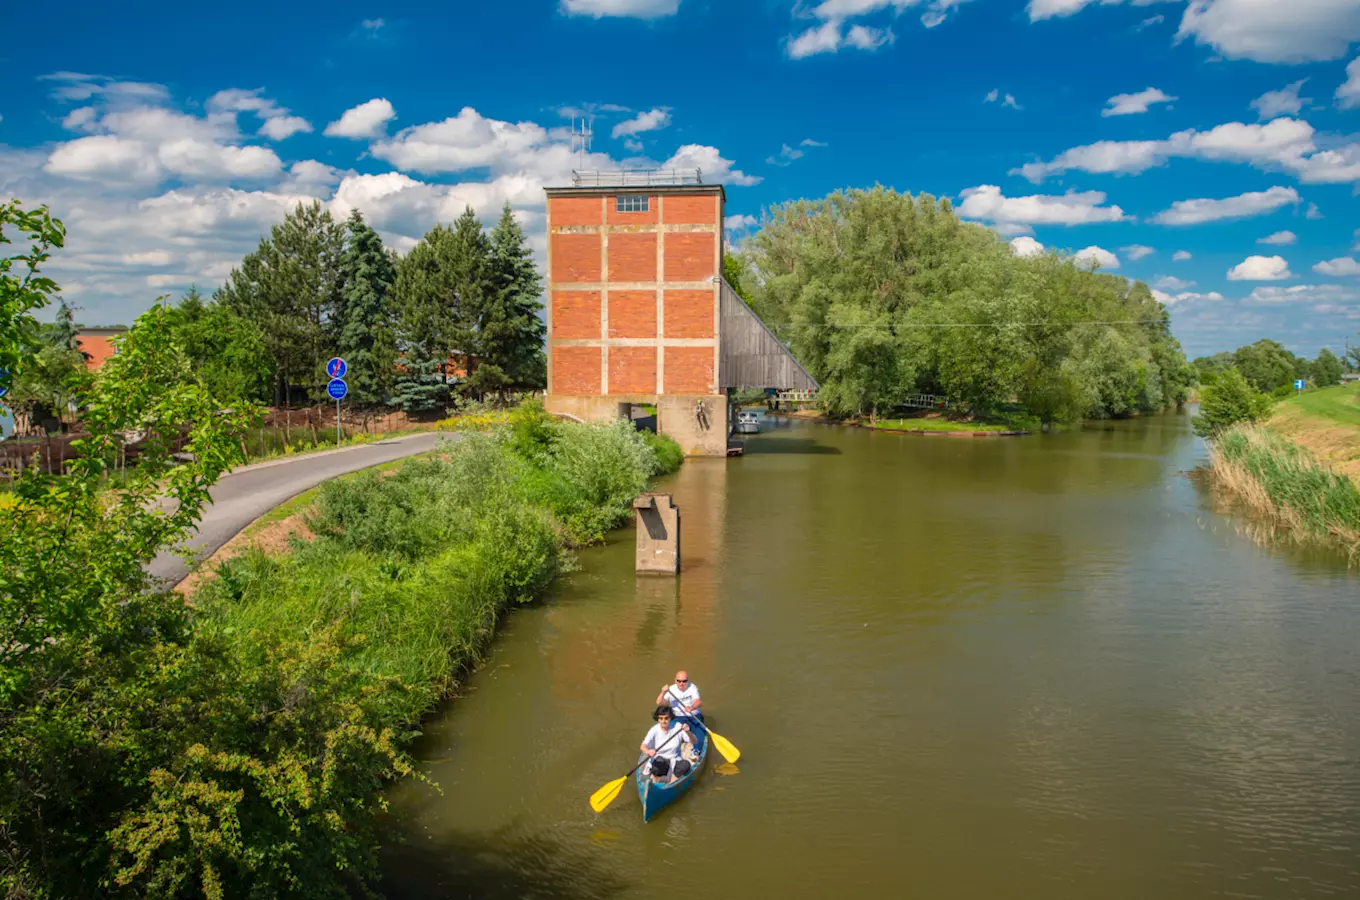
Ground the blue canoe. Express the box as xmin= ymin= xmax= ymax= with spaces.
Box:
xmin=636 ymin=722 xmax=708 ymax=823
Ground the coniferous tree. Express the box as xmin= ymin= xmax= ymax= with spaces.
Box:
xmin=479 ymin=203 xmax=546 ymax=396
xmin=217 ymin=201 xmax=344 ymax=405
xmin=338 ymin=211 xmax=398 ymax=404
xmin=45 ymin=298 xmax=80 ymax=352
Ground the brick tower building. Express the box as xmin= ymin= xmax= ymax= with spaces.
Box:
xmin=544 ymin=170 xmax=816 ymax=456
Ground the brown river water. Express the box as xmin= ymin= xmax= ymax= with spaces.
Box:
xmin=381 ymin=412 xmax=1360 ymax=900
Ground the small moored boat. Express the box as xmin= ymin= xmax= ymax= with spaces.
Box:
xmin=636 ymin=722 xmax=708 ymax=822
xmin=735 ymin=410 xmax=761 ymax=434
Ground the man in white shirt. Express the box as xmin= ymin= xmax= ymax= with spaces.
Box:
xmin=640 ymin=706 xmax=694 ymax=783
xmin=656 ymin=671 xmax=702 ymax=724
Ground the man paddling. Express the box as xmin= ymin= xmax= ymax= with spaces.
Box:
xmin=656 ymin=670 xmax=702 ymax=727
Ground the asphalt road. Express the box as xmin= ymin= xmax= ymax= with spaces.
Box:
xmin=149 ymin=431 xmax=447 ymax=586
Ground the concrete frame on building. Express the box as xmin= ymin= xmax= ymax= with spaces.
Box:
xmin=544 ymin=171 xmax=816 ymax=456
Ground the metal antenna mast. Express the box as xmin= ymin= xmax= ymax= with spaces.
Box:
xmin=570 ymin=116 xmax=593 ymax=169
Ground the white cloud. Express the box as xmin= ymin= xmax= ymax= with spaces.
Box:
xmin=559 ymin=0 xmax=680 ymax=17
xmin=611 ymin=108 xmax=671 ymax=139
xmin=1103 ymin=87 xmax=1177 ymax=117
xmin=1257 ymin=230 xmax=1297 ymax=245
xmin=957 ymin=184 xmax=1127 ymax=226
xmin=787 ymin=20 xmax=893 ymax=58
xmin=1014 ymin=117 xmax=1360 ymax=185
xmin=1252 ymin=80 xmax=1309 ymax=119
xmin=1152 ymin=185 xmax=1299 ymax=225
xmin=801 ymin=138 xmax=829 ymax=147
xmin=1173 ymin=250 xmax=1192 ymax=261
xmin=1338 ymin=57 xmax=1360 ymax=109
xmin=1139 ymin=14 xmax=1165 ymax=29
xmin=1154 ymin=274 xmax=1195 ymax=290
xmin=1074 ymin=245 xmax=1119 ymax=269
xmin=258 ymin=116 xmax=312 ymax=141
xmin=122 ymin=250 xmax=173 ymax=266
xmin=1009 ymin=235 xmax=1045 ymax=258
xmin=1314 ymin=256 xmax=1360 ymax=276
xmin=984 ymin=89 xmax=1022 ymax=109
xmin=1227 ymin=254 xmax=1293 ymax=281
xmin=1176 ymin=0 xmax=1360 ymax=64
xmin=787 ymin=0 xmax=972 ymax=57
xmin=726 ymin=214 xmax=758 ymax=231
xmin=324 ymin=98 xmax=396 ymax=139
xmin=1306 ymin=202 xmax=1323 ymax=218
xmin=663 ymin=144 xmax=762 ymax=186
xmin=369 ymin=107 xmax=553 ymax=173
xmin=1244 ymin=284 xmax=1360 ymax=303
xmin=1123 ymin=244 xmax=1155 ymax=260
xmin=767 ymin=143 xmax=804 ymax=165
xmin=1152 ymin=288 xmax=1224 ymax=305
xmin=361 ymin=18 xmax=385 ymax=32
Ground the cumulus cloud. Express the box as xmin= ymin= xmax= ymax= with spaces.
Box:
xmin=786 ymin=0 xmax=973 ymax=58
xmin=1152 ymin=289 xmax=1224 ymax=305
xmin=1252 ymin=80 xmax=1309 ymax=119
xmin=1122 ymin=244 xmax=1155 ymax=260
xmin=726 ymin=214 xmax=758 ymax=231
xmin=208 ymin=88 xmax=312 ymax=141
xmin=1176 ymin=0 xmax=1360 ymax=64
xmin=1258 ymin=230 xmax=1297 ymax=245
xmin=1173 ymin=250 xmax=1192 ymax=261
xmin=612 ymin=108 xmax=671 ymax=139
xmin=1013 ymin=117 xmax=1360 ymax=186
xmin=1154 ymin=275 xmax=1195 ymax=291
xmin=1073 ymin=245 xmax=1119 ymax=269
xmin=1103 ymin=87 xmax=1177 ymax=117
xmin=1314 ymin=256 xmax=1360 ymax=276
xmin=957 ymin=185 xmax=1127 ymax=226
xmin=1227 ymin=254 xmax=1293 ymax=281
xmin=1337 ymin=57 xmax=1360 ymax=109
xmin=1152 ymin=186 xmax=1299 ymax=225
xmin=1009 ymin=235 xmax=1045 ymax=258
xmin=559 ymin=0 xmax=680 ymax=17
xmin=663 ymin=144 xmax=762 ymax=185
xmin=1244 ymin=284 xmax=1360 ymax=304
xmin=787 ymin=20 xmax=893 ymax=58
xmin=984 ymin=89 xmax=1022 ymax=109
xmin=324 ymin=98 xmax=396 ymax=139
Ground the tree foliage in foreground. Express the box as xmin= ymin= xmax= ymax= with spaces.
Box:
xmin=741 ymin=187 xmax=1193 ymax=422
xmin=1193 ymin=368 xmax=1273 ymax=437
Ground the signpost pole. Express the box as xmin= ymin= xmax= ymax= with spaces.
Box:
xmin=336 ymin=398 xmax=341 ymax=445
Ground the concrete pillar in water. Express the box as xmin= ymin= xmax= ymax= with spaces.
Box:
xmin=634 ymin=493 xmax=680 ymax=574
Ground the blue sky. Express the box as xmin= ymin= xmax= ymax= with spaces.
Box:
xmin=3 ymin=0 xmax=1360 ymax=359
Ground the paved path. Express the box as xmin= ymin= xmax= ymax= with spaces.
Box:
xmin=149 ymin=432 xmax=447 ymax=586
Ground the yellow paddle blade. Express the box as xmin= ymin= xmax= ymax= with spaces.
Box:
xmin=707 ymin=730 xmax=741 ymax=764
xmin=589 ymin=775 xmax=628 ymax=813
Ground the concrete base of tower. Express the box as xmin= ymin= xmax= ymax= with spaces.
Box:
xmin=545 ymin=393 xmax=730 ymax=457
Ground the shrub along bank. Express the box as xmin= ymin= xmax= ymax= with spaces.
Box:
xmin=3 ymin=395 xmax=682 ymax=899
xmin=1205 ymin=423 xmax=1360 ymax=561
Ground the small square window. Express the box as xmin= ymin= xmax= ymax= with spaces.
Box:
xmin=616 ymin=195 xmax=649 ymax=213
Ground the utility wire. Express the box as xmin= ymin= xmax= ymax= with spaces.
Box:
xmin=768 ymin=320 xmax=1164 ymax=329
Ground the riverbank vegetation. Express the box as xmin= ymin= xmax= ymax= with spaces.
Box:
xmin=1193 ymin=338 xmax=1350 ymax=397
xmin=1205 ymin=423 xmax=1360 ymax=559
xmin=1266 ymin=382 xmax=1360 ymax=483
xmin=730 ymin=187 xmax=1194 ymax=425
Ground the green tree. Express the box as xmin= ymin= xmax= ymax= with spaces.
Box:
xmin=1232 ymin=338 xmax=1298 ymax=393
xmin=722 ymin=251 xmax=754 ymax=302
xmin=476 ymin=203 xmax=546 ymax=397
xmin=1311 ymin=347 xmax=1343 ymax=386
xmin=165 ymin=286 xmax=273 ymax=403
xmin=1193 ymin=367 xmax=1272 ymax=437
xmin=218 ymin=201 xmax=344 ymax=405
xmin=338 ymin=210 xmax=398 ymax=404
xmin=44 ymin=297 xmax=81 ymax=352
xmin=0 ymin=200 xmax=65 ymax=397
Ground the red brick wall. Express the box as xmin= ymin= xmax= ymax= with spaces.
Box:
xmin=551 ymin=290 xmax=600 ymax=339
xmin=553 ymin=346 xmax=601 ymax=395
xmin=551 ymin=233 xmax=601 ymax=283
xmin=664 ymin=346 xmax=714 ymax=394
xmin=662 ymin=194 xmax=719 ymax=225
xmin=608 ymin=232 xmax=658 ymax=282
xmin=664 ymin=233 xmax=716 ymax=282
xmin=605 ymin=195 xmax=659 ymax=225
xmin=609 ymin=346 xmax=657 ymax=395
xmin=608 ymin=290 xmax=657 ymax=338
xmin=549 ymin=196 xmax=602 ymax=227
xmin=663 ymin=289 xmax=714 ymax=338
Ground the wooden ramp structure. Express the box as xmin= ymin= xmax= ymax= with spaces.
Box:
xmin=770 ymin=391 xmax=955 ymax=410
xmin=719 ymin=280 xmax=819 ymax=393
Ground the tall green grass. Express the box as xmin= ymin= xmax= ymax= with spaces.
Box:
xmin=1208 ymin=423 xmax=1360 ymax=558
xmin=197 ymin=410 xmax=680 ymax=727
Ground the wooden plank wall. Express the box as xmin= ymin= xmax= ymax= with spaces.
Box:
xmin=717 ymin=280 xmax=819 ymax=391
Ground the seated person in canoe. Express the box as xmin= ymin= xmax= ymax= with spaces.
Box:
xmin=640 ymin=705 xmax=694 ymax=784
xmin=656 ymin=670 xmax=702 ymax=726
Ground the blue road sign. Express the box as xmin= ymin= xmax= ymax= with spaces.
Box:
xmin=1295 ymin=379 xmax=1306 ymax=390
xmin=327 ymin=378 xmax=349 ymax=400
xmin=326 ymin=357 xmax=348 ymax=379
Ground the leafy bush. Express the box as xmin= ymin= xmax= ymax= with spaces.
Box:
xmin=1193 ymin=368 xmax=1273 ymax=437
xmin=642 ymin=431 xmax=684 ymax=475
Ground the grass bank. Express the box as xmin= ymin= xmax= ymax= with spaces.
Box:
xmin=871 ymin=410 xmax=1038 ymax=434
xmin=1266 ymin=382 xmax=1360 ymax=484
xmin=1205 ymin=423 xmax=1360 ymax=561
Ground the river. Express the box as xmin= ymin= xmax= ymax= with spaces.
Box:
xmin=381 ymin=411 xmax=1360 ymax=900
